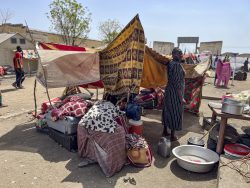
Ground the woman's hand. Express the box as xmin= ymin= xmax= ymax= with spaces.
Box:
xmin=182 ymin=98 xmax=186 ymax=104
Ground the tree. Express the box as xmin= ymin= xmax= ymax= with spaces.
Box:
xmin=98 ymin=19 xmax=122 ymax=44
xmin=47 ymin=0 xmax=91 ymax=46
xmin=0 ymin=9 xmax=13 ymax=32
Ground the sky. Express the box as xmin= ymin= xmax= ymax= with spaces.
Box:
xmin=1 ymin=0 xmax=250 ymax=53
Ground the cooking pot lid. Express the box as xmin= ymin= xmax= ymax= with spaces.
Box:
xmin=222 ymin=102 xmax=244 ymax=107
xmin=224 ymin=144 xmax=250 ymax=156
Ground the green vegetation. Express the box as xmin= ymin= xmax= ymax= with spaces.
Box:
xmin=47 ymin=0 xmax=91 ymax=46
xmin=98 ymin=19 xmax=122 ymax=44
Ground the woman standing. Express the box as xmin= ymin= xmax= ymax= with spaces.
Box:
xmin=214 ymin=59 xmax=223 ymax=86
xmin=216 ymin=60 xmax=232 ymax=88
xmin=162 ymin=48 xmax=185 ymax=141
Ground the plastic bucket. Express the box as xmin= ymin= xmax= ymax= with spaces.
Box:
xmin=129 ymin=119 xmax=143 ymax=135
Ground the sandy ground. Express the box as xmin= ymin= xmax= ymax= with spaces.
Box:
xmin=0 ymin=74 xmax=249 ymax=188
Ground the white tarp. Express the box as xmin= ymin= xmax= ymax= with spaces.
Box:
xmin=182 ymin=57 xmax=210 ymax=78
xmin=36 ymin=50 xmax=100 ymax=88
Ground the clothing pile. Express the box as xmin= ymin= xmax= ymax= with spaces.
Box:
xmin=79 ymin=101 xmax=121 ymax=133
xmin=41 ymin=97 xmax=62 ymax=114
xmin=36 ymin=94 xmax=151 ymax=177
xmin=134 ymin=88 xmax=164 ymax=109
xmin=134 ymin=88 xmax=157 ymax=109
xmin=78 ymin=101 xmax=127 ymax=177
xmin=51 ymin=95 xmax=89 ymax=121
xmin=35 ymin=94 xmax=92 ymax=151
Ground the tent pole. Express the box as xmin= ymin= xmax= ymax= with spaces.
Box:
xmin=25 ymin=20 xmax=53 ymax=107
xmin=231 ymin=54 xmax=236 ymax=86
xmin=33 ymin=79 xmax=37 ymax=117
xmin=77 ymin=86 xmax=81 ymax=93
xmin=96 ymin=88 xmax=98 ymax=100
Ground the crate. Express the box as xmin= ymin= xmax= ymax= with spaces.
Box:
xmin=48 ymin=128 xmax=78 ymax=152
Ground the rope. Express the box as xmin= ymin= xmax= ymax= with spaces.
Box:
xmin=220 ymin=154 xmax=250 ymax=183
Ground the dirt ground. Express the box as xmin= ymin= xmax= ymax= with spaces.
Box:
xmin=0 ymin=74 xmax=249 ymax=188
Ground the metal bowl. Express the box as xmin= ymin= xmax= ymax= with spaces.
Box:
xmin=172 ymin=145 xmax=219 ymax=173
xmin=187 ymin=137 xmax=205 ymax=147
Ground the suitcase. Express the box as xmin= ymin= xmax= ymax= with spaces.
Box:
xmin=48 ymin=128 xmax=77 ymax=152
xmin=44 ymin=112 xmax=80 ymax=135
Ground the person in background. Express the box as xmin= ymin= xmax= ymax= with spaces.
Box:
xmin=0 ymin=89 xmax=3 ymax=107
xmin=12 ymin=46 xmax=25 ymax=89
xmin=244 ymin=58 xmax=249 ymax=72
xmin=197 ymin=54 xmax=200 ymax=62
xmin=216 ymin=59 xmax=232 ymax=88
xmin=162 ymin=47 xmax=185 ymax=141
xmin=213 ymin=55 xmax=218 ymax=69
xmin=214 ymin=59 xmax=222 ymax=85
xmin=0 ymin=79 xmax=7 ymax=108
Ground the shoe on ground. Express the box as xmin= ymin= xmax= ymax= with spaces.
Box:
xmin=78 ymin=159 xmax=96 ymax=168
xmin=11 ymin=83 xmax=17 ymax=88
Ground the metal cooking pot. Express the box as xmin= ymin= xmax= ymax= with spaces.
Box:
xmin=223 ymin=98 xmax=240 ymax=104
xmin=187 ymin=137 xmax=205 ymax=147
xmin=221 ymin=101 xmax=244 ymax=115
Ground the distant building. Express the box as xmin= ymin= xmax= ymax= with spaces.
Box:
xmin=221 ymin=52 xmax=239 ymax=57
xmin=153 ymin=41 xmax=174 ymax=55
xmin=238 ymin=53 xmax=250 ymax=58
xmin=0 ymin=33 xmax=38 ymax=73
xmin=0 ymin=23 xmax=104 ymax=48
xmin=199 ymin=41 xmax=223 ymax=55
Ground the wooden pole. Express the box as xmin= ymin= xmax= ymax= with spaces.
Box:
xmin=96 ymin=88 xmax=98 ymax=100
xmin=25 ymin=20 xmax=53 ymax=107
xmin=33 ymin=79 xmax=37 ymax=117
xmin=28 ymin=61 xmax=31 ymax=77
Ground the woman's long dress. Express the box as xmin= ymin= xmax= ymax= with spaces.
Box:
xmin=162 ymin=61 xmax=185 ymax=131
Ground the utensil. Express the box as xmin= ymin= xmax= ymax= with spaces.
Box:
xmin=199 ymin=122 xmax=218 ymax=141
xmin=187 ymin=122 xmax=217 ymax=147
xmin=172 ymin=145 xmax=219 ymax=173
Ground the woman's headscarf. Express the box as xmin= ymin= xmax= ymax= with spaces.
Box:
xmin=172 ymin=47 xmax=183 ymax=62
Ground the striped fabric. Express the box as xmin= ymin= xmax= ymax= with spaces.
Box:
xmin=77 ymin=125 xmax=126 ymax=177
xmin=162 ymin=61 xmax=185 ymax=131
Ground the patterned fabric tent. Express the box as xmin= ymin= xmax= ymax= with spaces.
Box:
xmin=183 ymin=57 xmax=210 ymax=114
xmin=140 ymin=46 xmax=170 ymax=88
xmin=100 ymin=14 xmax=145 ymax=95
